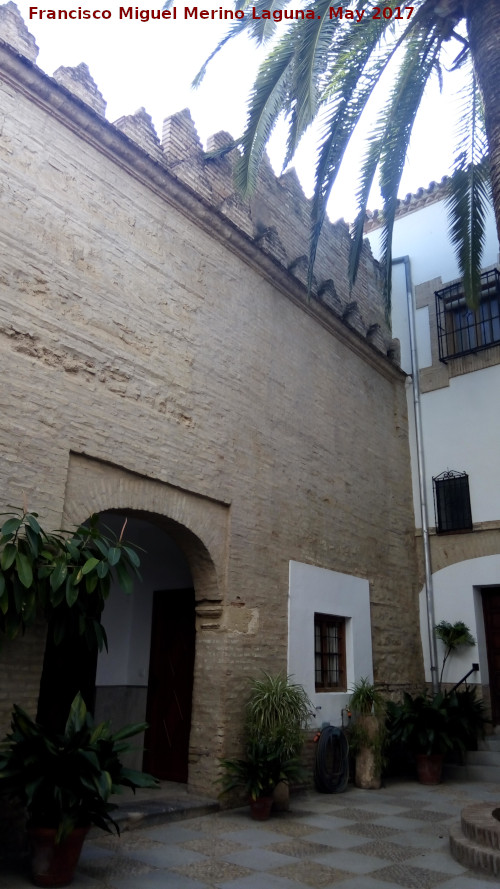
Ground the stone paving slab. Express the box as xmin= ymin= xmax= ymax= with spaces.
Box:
xmin=3 ymin=778 xmax=500 ymax=888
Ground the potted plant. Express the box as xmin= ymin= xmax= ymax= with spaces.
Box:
xmin=219 ymin=739 xmax=301 ymax=820
xmin=348 ymin=678 xmax=387 ymax=789
xmin=244 ymin=672 xmax=312 ymax=809
xmin=387 ymin=691 xmax=460 ymax=784
xmin=0 ymin=692 xmax=159 ymax=887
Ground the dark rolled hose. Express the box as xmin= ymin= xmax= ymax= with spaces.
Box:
xmin=314 ymin=725 xmax=349 ymax=793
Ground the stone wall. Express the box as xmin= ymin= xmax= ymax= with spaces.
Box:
xmin=0 ymin=3 xmax=424 ymax=792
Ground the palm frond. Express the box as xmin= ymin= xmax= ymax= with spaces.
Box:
xmin=282 ymin=1 xmax=342 ymax=167
xmin=192 ymin=16 xmax=251 ymax=88
xmin=234 ymin=35 xmax=296 ymax=195
xmin=376 ymin=29 xmax=444 ymax=316
xmin=308 ymin=16 xmax=402 ymax=288
xmin=192 ymin=0 xmax=295 ymax=86
xmin=445 ymin=64 xmax=491 ymax=309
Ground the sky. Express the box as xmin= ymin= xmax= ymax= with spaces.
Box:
xmin=15 ymin=1 xmax=463 ymax=222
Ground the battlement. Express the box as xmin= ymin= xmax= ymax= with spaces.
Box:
xmin=0 ymin=2 xmax=396 ymax=363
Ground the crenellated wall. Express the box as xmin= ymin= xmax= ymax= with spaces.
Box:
xmin=0 ymin=2 xmax=424 ymax=793
xmin=0 ymin=2 xmax=391 ymax=356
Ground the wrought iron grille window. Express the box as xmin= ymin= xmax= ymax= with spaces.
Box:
xmin=433 ymin=470 xmax=472 ymax=534
xmin=435 ymin=268 xmax=500 ymax=362
xmin=314 ymin=613 xmax=346 ymax=692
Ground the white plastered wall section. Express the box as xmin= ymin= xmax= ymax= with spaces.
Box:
xmin=95 ymin=515 xmax=192 ymax=688
xmin=420 ymin=554 xmax=500 ymax=686
xmin=288 ymin=560 xmax=372 ymax=729
xmin=369 ymin=197 xmax=500 ymax=686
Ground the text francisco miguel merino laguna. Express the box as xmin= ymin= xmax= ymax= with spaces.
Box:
xmin=28 ymin=6 xmax=392 ymax=22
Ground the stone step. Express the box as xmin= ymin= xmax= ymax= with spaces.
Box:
xmin=450 ymin=803 xmax=500 ymax=878
xmin=479 ymin=736 xmax=500 ymax=752
xmin=461 ymin=802 xmax=500 ymax=849
xmin=444 ymin=762 xmax=500 ymax=783
xmin=467 ymin=750 xmax=500 ymax=766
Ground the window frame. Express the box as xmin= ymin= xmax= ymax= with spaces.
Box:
xmin=314 ymin=613 xmax=347 ymax=693
xmin=433 ymin=470 xmax=473 ymax=534
xmin=435 ymin=268 xmax=500 ymax=362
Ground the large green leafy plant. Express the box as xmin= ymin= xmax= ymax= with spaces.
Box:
xmin=387 ymin=687 xmax=487 ymax=759
xmin=0 ymin=692 xmax=158 ymax=842
xmin=0 ymin=508 xmax=142 ymax=731
xmin=0 ymin=508 xmax=141 ymax=650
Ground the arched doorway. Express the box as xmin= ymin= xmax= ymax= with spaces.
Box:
xmin=94 ymin=512 xmax=196 ymax=782
xmin=60 ymin=452 xmax=229 ymax=794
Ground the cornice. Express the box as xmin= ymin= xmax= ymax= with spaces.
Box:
xmin=364 ymin=178 xmax=450 ymax=233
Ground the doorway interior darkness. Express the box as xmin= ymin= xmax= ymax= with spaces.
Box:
xmin=143 ymin=588 xmax=196 ymax=782
xmin=482 ymin=586 xmax=500 ymax=725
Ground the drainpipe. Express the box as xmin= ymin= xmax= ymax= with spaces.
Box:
xmin=393 ymin=256 xmax=440 ymax=694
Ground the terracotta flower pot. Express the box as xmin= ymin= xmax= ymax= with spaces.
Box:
xmin=415 ymin=753 xmax=444 ymax=785
xmin=249 ymin=796 xmax=273 ymax=820
xmin=29 ymin=826 xmax=89 ymax=887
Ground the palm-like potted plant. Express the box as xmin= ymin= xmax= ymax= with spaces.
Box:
xmin=244 ymin=672 xmax=312 ymax=810
xmin=348 ymin=678 xmax=387 ymax=790
xmin=0 ymin=692 xmax=159 ymax=887
xmin=434 ymin=620 xmax=476 ymax=684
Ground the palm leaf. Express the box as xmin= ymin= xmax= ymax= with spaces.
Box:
xmin=375 ymin=28 xmax=444 ymax=316
xmin=192 ymin=0 xmax=291 ymax=87
xmin=309 ymin=17 xmax=398 ymax=287
xmin=445 ymin=65 xmax=491 ymax=309
xmin=281 ymin=1 xmax=342 ymax=168
xmin=234 ymin=35 xmax=297 ymax=195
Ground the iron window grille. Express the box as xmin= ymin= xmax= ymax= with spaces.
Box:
xmin=433 ymin=470 xmax=472 ymax=534
xmin=435 ymin=268 xmax=500 ymax=362
xmin=314 ymin=613 xmax=346 ymax=692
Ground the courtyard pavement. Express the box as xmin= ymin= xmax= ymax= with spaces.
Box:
xmin=2 ymin=777 xmax=500 ymax=888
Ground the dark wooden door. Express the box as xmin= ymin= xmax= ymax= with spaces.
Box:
xmin=482 ymin=587 xmax=500 ymax=725
xmin=143 ymin=589 xmax=195 ymax=781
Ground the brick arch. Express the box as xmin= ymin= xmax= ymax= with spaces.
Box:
xmin=62 ymin=452 xmax=230 ymax=793
xmin=63 ymin=453 xmax=229 ymax=598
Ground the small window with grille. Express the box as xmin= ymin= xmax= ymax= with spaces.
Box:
xmin=433 ymin=470 xmax=473 ymax=534
xmin=314 ymin=613 xmax=346 ymax=692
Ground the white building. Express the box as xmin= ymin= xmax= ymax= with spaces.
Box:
xmin=368 ymin=182 xmax=500 ymax=722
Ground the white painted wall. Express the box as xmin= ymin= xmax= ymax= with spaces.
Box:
xmin=368 ymin=200 xmax=499 ymax=289
xmin=420 ymin=366 xmax=500 ymax=526
xmin=419 ymin=554 xmax=500 ymax=684
xmin=368 ymin=197 xmax=500 ymax=531
xmin=368 ymin=195 xmax=500 ymax=689
xmin=288 ymin=560 xmax=372 ymax=729
xmin=95 ymin=514 xmax=192 ymax=687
